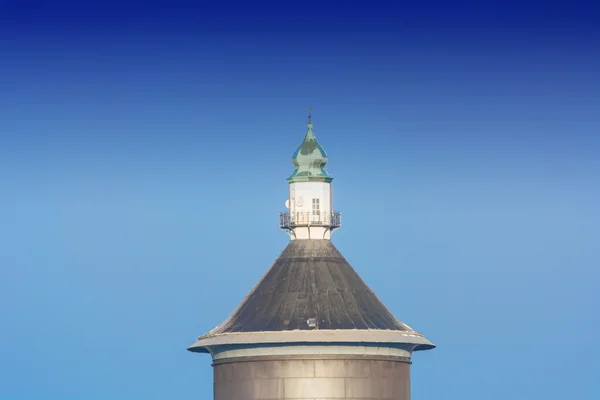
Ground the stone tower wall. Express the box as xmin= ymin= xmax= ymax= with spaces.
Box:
xmin=213 ymin=356 xmax=411 ymax=400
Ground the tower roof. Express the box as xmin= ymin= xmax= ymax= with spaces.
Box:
xmin=287 ymin=111 xmax=333 ymax=183
xmin=205 ymin=239 xmax=416 ymax=334
xmin=188 ymin=112 xmax=435 ymax=356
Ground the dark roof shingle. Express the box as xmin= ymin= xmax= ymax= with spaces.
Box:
xmin=209 ymin=239 xmax=413 ymax=334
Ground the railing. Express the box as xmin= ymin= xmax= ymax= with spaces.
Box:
xmin=280 ymin=211 xmax=342 ymax=229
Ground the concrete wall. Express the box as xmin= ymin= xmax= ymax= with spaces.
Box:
xmin=213 ymin=356 xmax=411 ymax=399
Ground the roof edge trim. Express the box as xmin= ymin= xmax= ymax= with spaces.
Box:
xmin=187 ymin=329 xmax=435 ymax=353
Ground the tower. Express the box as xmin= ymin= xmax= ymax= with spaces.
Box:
xmin=280 ymin=109 xmax=339 ymax=240
xmin=188 ymin=112 xmax=435 ymax=399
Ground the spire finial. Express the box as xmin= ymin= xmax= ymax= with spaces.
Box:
xmin=308 ymin=107 xmax=312 ymax=124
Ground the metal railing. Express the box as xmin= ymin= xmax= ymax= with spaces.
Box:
xmin=280 ymin=211 xmax=342 ymax=229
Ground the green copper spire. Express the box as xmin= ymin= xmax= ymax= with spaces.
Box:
xmin=287 ymin=109 xmax=333 ymax=183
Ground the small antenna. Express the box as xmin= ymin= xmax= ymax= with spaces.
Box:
xmin=308 ymin=107 xmax=312 ymax=123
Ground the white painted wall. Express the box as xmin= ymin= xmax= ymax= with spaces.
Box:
xmin=286 ymin=181 xmax=335 ymax=240
xmin=289 ymin=182 xmax=332 ymax=215
xmin=292 ymin=226 xmax=330 ymax=240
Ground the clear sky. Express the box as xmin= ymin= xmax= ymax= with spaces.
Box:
xmin=1 ymin=1 xmax=599 ymax=399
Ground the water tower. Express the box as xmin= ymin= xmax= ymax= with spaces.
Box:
xmin=188 ymin=111 xmax=435 ymax=399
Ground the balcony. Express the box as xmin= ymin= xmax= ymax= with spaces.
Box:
xmin=280 ymin=211 xmax=342 ymax=229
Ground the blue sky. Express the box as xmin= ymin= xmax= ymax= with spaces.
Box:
xmin=1 ymin=1 xmax=599 ymax=399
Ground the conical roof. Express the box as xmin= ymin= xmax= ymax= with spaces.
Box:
xmin=207 ymin=239 xmax=414 ymax=334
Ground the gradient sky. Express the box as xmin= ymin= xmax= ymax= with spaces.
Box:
xmin=1 ymin=1 xmax=599 ymax=399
